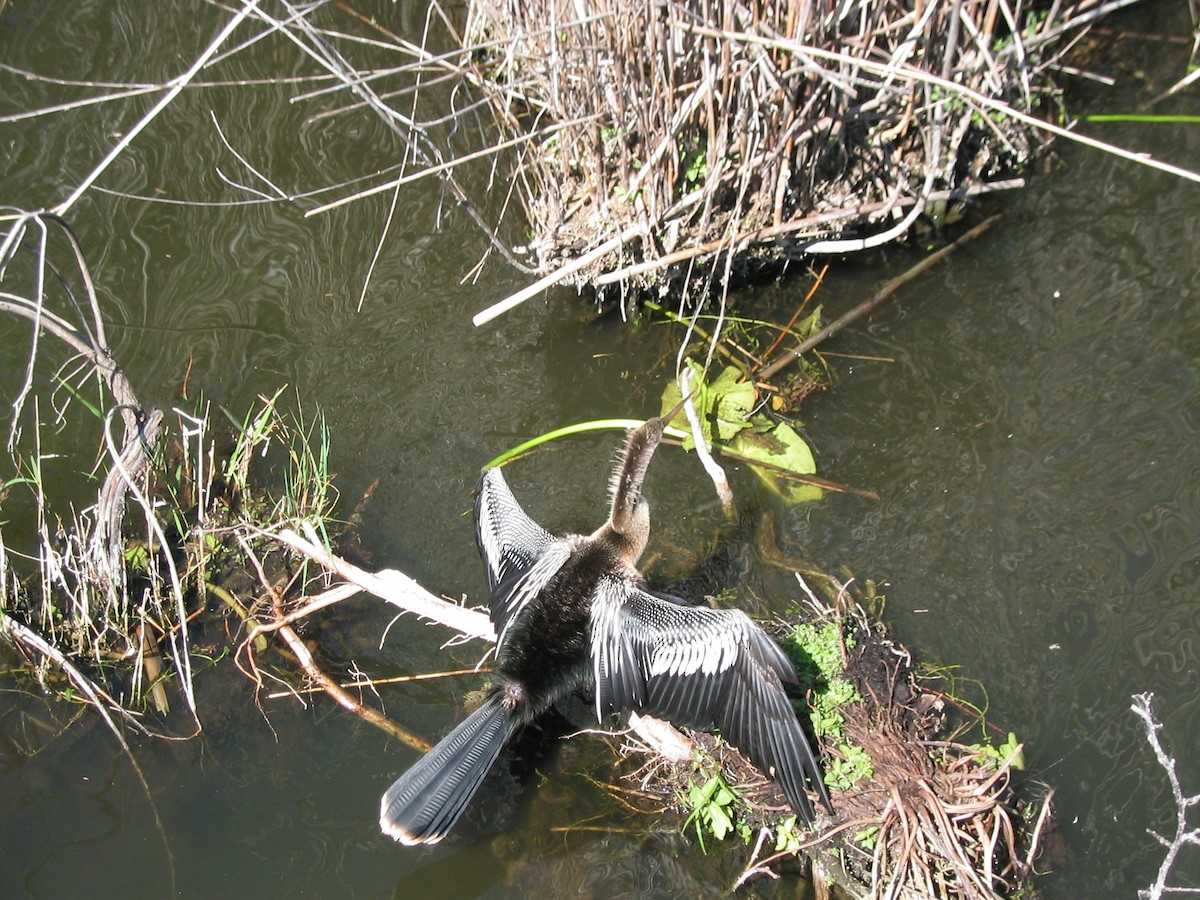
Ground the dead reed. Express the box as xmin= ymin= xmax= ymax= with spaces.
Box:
xmin=461 ymin=0 xmax=1141 ymax=308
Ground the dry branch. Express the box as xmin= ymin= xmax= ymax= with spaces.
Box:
xmin=1132 ymin=692 xmax=1200 ymax=900
xmin=757 ymin=211 xmax=1004 ymax=381
xmin=268 ymin=521 xmax=496 ymax=642
xmin=0 ymin=212 xmax=197 ymax=721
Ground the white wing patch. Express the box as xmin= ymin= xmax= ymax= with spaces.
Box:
xmin=590 ymin=576 xmax=643 ymax=719
xmin=647 ymin=611 xmax=743 ymax=678
xmin=476 ymin=468 xmax=554 ymax=591
xmin=590 ymin=580 xmax=758 ymax=718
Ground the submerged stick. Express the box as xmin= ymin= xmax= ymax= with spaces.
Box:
xmin=54 ymin=0 xmax=261 ymax=215
xmin=0 ymin=614 xmax=178 ymax=893
xmin=758 ymin=213 xmax=1003 ymax=381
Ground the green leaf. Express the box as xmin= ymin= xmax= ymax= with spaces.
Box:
xmin=774 ymin=816 xmax=801 ymax=853
xmin=124 ymin=542 xmax=150 ymax=571
xmin=709 ymin=366 xmax=756 ymax=440
xmin=708 ymin=804 xmax=732 ymax=840
xmin=795 ymin=304 xmax=823 ymax=340
xmin=729 ymin=421 xmax=822 ymax=503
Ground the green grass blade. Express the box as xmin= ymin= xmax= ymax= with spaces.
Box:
xmin=481 ymin=419 xmax=689 ymax=471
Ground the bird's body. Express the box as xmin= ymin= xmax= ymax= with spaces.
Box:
xmin=380 ymin=414 xmax=832 ymax=845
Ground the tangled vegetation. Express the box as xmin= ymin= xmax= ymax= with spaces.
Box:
xmin=4 ymin=3 xmax=1198 ymax=895
xmin=606 ymin=573 xmax=1050 ymax=898
xmin=459 ymin=0 xmax=1165 ymax=312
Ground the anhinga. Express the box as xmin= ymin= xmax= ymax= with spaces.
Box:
xmin=380 ymin=409 xmax=832 ymax=845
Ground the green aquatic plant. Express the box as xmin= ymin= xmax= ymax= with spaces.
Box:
xmin=786 ymin=621 xmax=874 ymax=790
xmin=773 ymin=814 xmax=803 ymax=853
xmin=479 ymin=418 xmax=689 ymax=471
xmin=681 ymin=767 xmax=749 ymax=851
xmin=1081 ymin=114 xmax=1200 ymax=124
xmin=968 ymin=730 xmax=1026 ymax=771
xmin=659 ymin=361 xmax=821 ymax=504
xmin=825 ymin=743 xmax=875 ymax=792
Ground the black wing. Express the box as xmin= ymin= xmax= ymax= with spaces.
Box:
xmin=475 ymin=467 xmax=555 ymax=591
xmin=474 ymin=467 xmax=570 ymax=647
xmin=590 ymin=579 xmax=832 ymax=824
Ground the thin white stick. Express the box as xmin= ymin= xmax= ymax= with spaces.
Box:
xmin=268 ymin=523 xmax=496 ymax=642
xmin=680 ymin=368 xmax=734 ymax=515
xmin=209 ymin=109 xmax=289 ymax=199
xmin=472 ymin=226 xmax=645 ymax=327
xmin=0 ymin=84 xmax=164 ymax=125
xmin=54 ymin=0 xmax=261 ymax=216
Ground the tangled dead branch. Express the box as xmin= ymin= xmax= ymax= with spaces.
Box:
xmin=0 ymin=212 xmax=199 ymax=725
xmin=1132 ymin=692 xmax=1200 ymax=900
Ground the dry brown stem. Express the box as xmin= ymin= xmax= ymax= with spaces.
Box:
xmin=757 ymin=211 xmax=1004 ymax=381
xmin=459 ymin=0 xmax=1121 ymax=308
xmin=234 ymin=533 xmax=432 ymax=751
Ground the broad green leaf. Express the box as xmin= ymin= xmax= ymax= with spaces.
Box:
xmin=795 ymin=304 xmax=823 ymax=340
xmin=709 ymin=366 xmax=756 ymax=440
xmin=708 ymin=804 xmax=732 ymax=840
xmin=729 ymin=421 xmax=822 ymax=503
xmin=660 ymin=362 xmax=756 ymax=447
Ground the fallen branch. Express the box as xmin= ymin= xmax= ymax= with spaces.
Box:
xmin=473 ymin=225 xmax=647 ymax=327
xmin=1132 ymin=692 xmax=1200 ymax=900
xmin=267 ymin=521 xmax=496 ymax=642
xmin=261 ymin=521 xmax=692 ymax=758
xmin=237 ymin=533 xmax=431 ymax=751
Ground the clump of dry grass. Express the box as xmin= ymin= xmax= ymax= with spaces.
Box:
xmin=461 ymin=0 xmax=1132 ymax=305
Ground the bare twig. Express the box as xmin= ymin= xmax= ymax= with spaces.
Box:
xmin=757 ymin=213 xmax=1004 ymax=381
xmin=1132 ymin=693 xmax=1200 ymax=900
xmin=266 ymin=521 xmax=495 ymax=642
xmin=236 ymin=534 xmax=431 ymax=751
xmin=679 ymin=367 xmax=734 ymax=518
xmin=54 ymin=1 xmax=261 ymax=215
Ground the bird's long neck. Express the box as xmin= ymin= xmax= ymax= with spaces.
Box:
xmin=608 ymin=416 xmax=664 ymax=537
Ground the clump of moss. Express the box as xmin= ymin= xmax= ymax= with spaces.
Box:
xmin=784 ymin=621 xmax=875 ymax=791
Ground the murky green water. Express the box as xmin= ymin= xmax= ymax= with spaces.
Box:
xmin=3 ymin=2 xmax=1198 ymax=897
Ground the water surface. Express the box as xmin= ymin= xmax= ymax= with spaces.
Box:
xmin=1 ymin=2 xmax=1198 ymax=897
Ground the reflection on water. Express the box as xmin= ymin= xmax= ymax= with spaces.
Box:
xmin=2 ymin=1 xmax=1198 ymax=897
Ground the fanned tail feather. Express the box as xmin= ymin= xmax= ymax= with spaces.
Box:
xmin=380 ymin=696 xmax=518 ymax=845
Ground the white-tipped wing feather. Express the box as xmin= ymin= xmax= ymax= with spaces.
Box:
xmin=590 ymin=579 xmax=831 ymax=824
xmin=475 ymin=467 xmax=555 ymax=592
